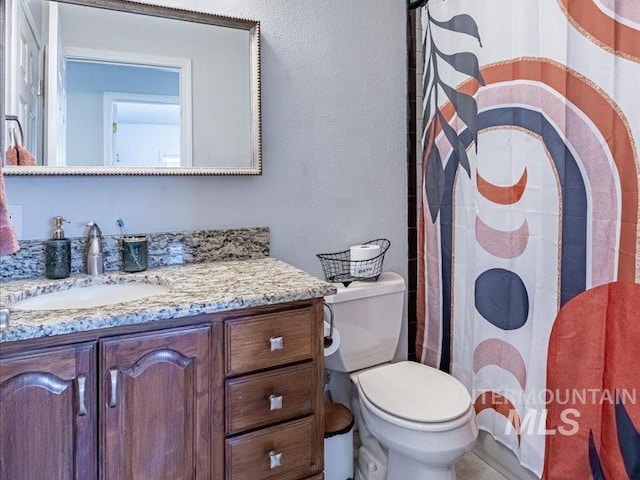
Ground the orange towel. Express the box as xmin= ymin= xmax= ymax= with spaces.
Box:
xmin=0 ymin=168 xmax=19 ymax=255
xmin=5 ymin=146 xmax=17 ymax=166
xmin=4 ymin=145 xmax=37 ymax=166
xmin=17 ymin=146 xmax=37 ymax=166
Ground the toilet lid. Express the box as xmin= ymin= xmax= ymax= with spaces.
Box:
xmin=357 ymin=361 xmax=471 ymax=423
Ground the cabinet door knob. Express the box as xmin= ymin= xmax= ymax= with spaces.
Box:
xmin=77 ymin=375 xmax=87 ymax=416
xmin=269 ymin=336 xmax=283 ymax=351
xmin=268 ymin=451 xmax=283 ymax=469
xmin=269 ymin=394 xmax=283 ymax=411
xmin=109 ymin=368 xmax=118 ymax=408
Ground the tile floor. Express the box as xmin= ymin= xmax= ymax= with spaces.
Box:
xmin=456 ymin=452 xmax=509 ymax=480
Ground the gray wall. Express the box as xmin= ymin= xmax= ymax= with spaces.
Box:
xmin=4 ymin=0 xmax=408 ymax=354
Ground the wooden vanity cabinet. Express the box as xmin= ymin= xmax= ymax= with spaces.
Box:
xmin=0 ymin=343 xmax=97 ymax=480
xmin=0 ymin=299 xmax=325 ymax=480
xmin=0 ymin=325 xmax=221 ymax=480
xmin=100 ymin=325 xmax=217 ymax=480
xmin=223 ymin=305 xmax=324 ymax=480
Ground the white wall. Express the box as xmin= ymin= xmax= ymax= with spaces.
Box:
xmin=116 ymin=124 xmax=181 ymax=167
xmin=4 ymin=0 xmax=408 ymax=355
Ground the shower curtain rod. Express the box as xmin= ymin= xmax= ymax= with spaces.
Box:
xmin=408 ymin=0 xmax=428 ymax=9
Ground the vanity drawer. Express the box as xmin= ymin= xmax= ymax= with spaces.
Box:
xmin=225 ymin=308 xmax=315 ymax=375
xmin=226 ymin=362 xmax=315 ymax=434
xmin=226 ymin=416 xmax=318 ymax=480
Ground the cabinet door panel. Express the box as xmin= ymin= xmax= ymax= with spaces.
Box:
xmin=101 ymin=326 xmax=211 ymax=480
xmin=0 ymin=343 xmax=97 ymax=480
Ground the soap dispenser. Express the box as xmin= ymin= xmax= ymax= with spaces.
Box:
xmin=45 ymin=216 xmax=71 ymax=279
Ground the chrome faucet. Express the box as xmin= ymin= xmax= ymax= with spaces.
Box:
xmin=85 ymin=222 xmax=104 ymax=275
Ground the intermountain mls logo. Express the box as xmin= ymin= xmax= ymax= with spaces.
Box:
xmin=477 ymin=389 xmax=638 ymax=436
xmin=507 ymin=407 xmax=581 ymax=436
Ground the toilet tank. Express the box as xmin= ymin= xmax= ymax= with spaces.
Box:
xmin=324 ymin=272 xmax=406 ymax=373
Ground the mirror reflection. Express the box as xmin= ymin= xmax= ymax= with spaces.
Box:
xmin=3 ymin=0 xmax=261 ymax=174
xmin=67 ymin=60 xmax=182 ymax=167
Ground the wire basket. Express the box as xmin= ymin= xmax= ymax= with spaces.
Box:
xmin=317 ymin=239 xmax=390 ymax=286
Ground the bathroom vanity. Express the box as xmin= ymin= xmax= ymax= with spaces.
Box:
xmin=0 ymin=259 xmax=335 ymax=480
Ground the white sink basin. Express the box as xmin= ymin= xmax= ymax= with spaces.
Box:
xmin=10 ymin=282 xmax=170 ymax=311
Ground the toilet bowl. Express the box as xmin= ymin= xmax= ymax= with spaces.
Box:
xmin=324 ymin=272 xmax=478 ymax=480
xmin=352 ymin=361 xmax=478 ymax=480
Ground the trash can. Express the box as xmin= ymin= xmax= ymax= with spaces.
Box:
xmin=324 ymin=401 xmax=355 ymax=480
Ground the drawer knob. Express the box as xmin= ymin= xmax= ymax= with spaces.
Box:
xmin=269 ymin=394 xmax=283 ymax=411
xmin=270 ymin=336 xmax=284 ymax=351
xmin=269 ymin=451 xmax=283 ymax=469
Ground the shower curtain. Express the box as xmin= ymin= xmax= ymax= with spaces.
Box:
xmin=417 ymin=1 xmax=640 ymax=479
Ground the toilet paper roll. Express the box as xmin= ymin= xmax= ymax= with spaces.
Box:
xmin=323 ymin=320 xmax=341 ymax=357
xmin=349 ymin=244 xmax=382 ymax=278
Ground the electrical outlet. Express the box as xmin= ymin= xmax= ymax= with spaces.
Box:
xmin=7 ymin=205 xmax=23 ymax=239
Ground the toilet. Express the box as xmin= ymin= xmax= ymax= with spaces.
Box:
xmin=324 ymin=272 xmax=478 ymax=480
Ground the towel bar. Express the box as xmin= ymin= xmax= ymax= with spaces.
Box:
xmin=5 ymin=115 xmax=24 ymax=147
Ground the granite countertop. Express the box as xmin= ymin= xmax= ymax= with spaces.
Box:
xmin=0 ymin=258 xmax=337 ymax=343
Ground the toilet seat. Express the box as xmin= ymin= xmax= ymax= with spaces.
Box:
xmin=356 ymin=361 xmax=472 ymax=430
xmin=358 ymin=388 xmax=475 ymax=433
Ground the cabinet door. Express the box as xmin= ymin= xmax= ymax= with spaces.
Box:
xmin=101 ymin=325 xmax=213 ymax=480
xmin=0 ymin=343 xmax=97 ymax=480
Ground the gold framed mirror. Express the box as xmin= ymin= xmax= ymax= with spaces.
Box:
xmin=1 ymin=0 xmax=261 ymax=175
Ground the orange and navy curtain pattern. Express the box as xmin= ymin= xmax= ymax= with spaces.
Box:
xmin=417 ymin=1 xmax=640 ymax=478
